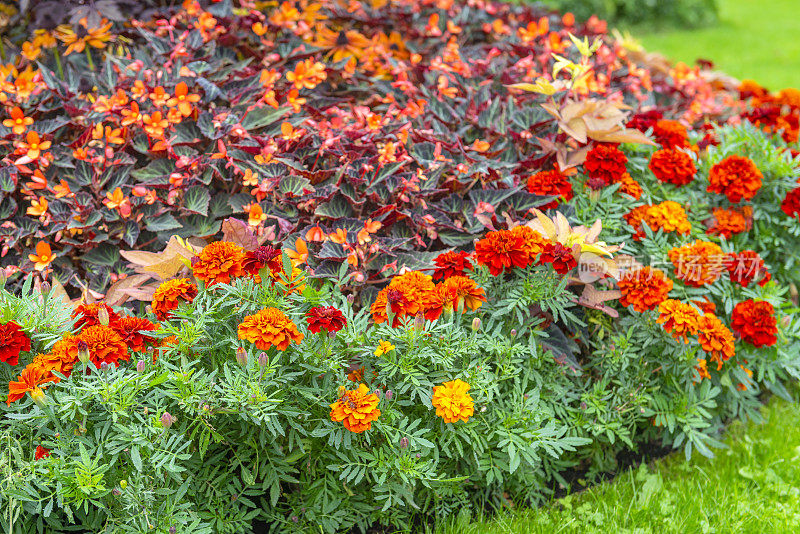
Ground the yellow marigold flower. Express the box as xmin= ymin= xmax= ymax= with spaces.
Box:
xmin=330 ymin=383 xmax=381 ymax=433
xmin=374 ymin=340 xmax=395 ymax=357
xmin=192 ymin=241 xmax=246 ymax=285
xmin=432 ymin=379 xmax=475 ymax=423
xmin=238 ymin=308 xmax=304 ymax=351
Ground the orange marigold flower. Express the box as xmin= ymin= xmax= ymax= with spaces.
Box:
xmin=432 ymin=379 xmax=475 ymax=423
xmin=238 ymin=308 xmax=304 ymax=351
xmin=330 ymin=383 xmax=381 ymax=433
xmin=618 ymin=267 xmax=673 ymax=313
xmin=192 ymin=241 xmax=246 ymax=285
xmin=706 ymin=207 xmax=750 ymax=239
xmin=371 ymin=271 xmax=438 ymax=326
xmin=648 ymin=148 xmax=696 ymax=187
xmin=697 ymin=313 xmax=735 ymax=369
xmin=726 ymin=250 xmax=770 ymax=288
xmin=615 ymin=172 xmax=642 ymax=199
xmin=474 ymin=229 xmax=530 ymax=276
xmin=584 ymin=143 xmax=627 ymax=186
xmin=692 ymin=296 xmax=717 ymax=315
xmin=442 ymin=276 xmax=486 ymax=312
xmin=117 ymin=316 xmax=158 ymax=352
xmin=626 ymin=201 xmax=691 ymax=240
xmin=511 ymin=225 xmax=548 ymax=262
xmin=652 ymin=119 xmax=689 ymax=149
xmin=731 ymin=299 xmax=777 ymax=348
xmin=152 ymin=278 xmax=198 ymax=320
xmin=657 ymin=299 xmax=701 ymax=342
xmin=6 ymin=365 xmax=57 ymax=405
xmin=707 ymin=155 xmax=762 ymax=203
xmin=72 ymin=302 xmax=123 ymax=330
xmin=526 ymin=169 xmax=574 ymax=209
xmin=432 ymin=250 xmax=473 ymax=281
xmin=79 ymin=325 xmax=129 ymax=367
xmin=0 ymin=321 xmax=31 ymax=366
xmin=668 ymin=240 xmax=725 ymax=287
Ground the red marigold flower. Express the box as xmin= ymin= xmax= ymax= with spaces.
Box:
xmin=657 ymin=299 xmax=701 ymax=342
xmin=510 ymin=225 xmax=548 ymax=262
xmin=697 ymin=313 xmax=735 ymax=369
xmin=242 ymin=245 xmax=283 ymax=280
xmin=627 ymin=109 xmax=663 ymax=132
xmin=648 ymin=148 xmax=696 ymax=187
xmin=0 ymin=321 xmax=31 ymax=366
xmin=79 ymin=325 xmax=130 ymax=367
xmin=117 ymin=316 xmax=159 ymax=352
xmin=192 ymin=241 xmax=246 ymax=285
xmin=538 ymin=241 xmax=577 ymax=275
xmin=151 ymin=278 xmax=198 ymax=320
xmin=35 ymin=445 xmax=51 ymax=460
xmin=330 ymin=383 xmax=381 ymax=433
xmin=474 ymin=229 xmax=530 ymax=276
xmin=72 ymin=302 xmax=123 ymax=331
xmin=780 ymin=188 xmax=800 ymax=219
xmin=652 ymin=119 xmax=689 ymax=149
xmin=706 ymin=207 xmax=751 ymax=239
xmin=618 ymin=266 xmax=673 ymax=313
xmin=731 ymin=299 xmax=778 ymax=347
xmin=668 ymin=240 xmax=725 ymax=287
xmin=526 ymin=169 xmax=574 ymax=209
xmin=238 ymin=308 xmax=304 ymax=351
xmin=726 ymin=251 xmax=770 ymax=288
xmin=306 ymin=306 xmax=347 ymax=334
xmin=707 ymin=155 xmax=763 ymax=203
xmin=432 ymin=250 xmax=473 ymax=281
xmin=584 ymin=143 xmax=627 ymax=186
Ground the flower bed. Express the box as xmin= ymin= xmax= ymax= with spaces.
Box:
xmin=2 ymin=0 xmax=800 ymax=533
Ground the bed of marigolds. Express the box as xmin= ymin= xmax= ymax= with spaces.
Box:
xmin=3 ymin=116 xmax=800 ymax=530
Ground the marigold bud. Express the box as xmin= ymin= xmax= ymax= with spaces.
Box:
xmin=119 ymin=479 xmax=127 ymax=489
xmin=77 ymin=340 xmax=90 ymax=364
xmin=100 ymin=361 xmax=109 ymax=371
xmin=136 ymin=360 xmax=146 ymax=372
xmin=98 ymin=307 xmax=110 ymax=326
xmin=41 ymin=281 xmax=51 ymax=294
xmin=471 ymin=317 xmax=481 ymax=332
xmin=347 ymin=294 xmax=355 ymax=304
xmin=399 ymin=437 xmax=409 ymax=449
xmin=258 ymin=351 xmax=268 ymax=367
xmin=414 ymin=311 xmax=425 ymax=331
xmin=510 ymin=329 xmax=517 ymax=337
xmin=161 ymin=412 xmax=174 ymax=429
xmin=236 ymin=347 xmax=248 ymax=367
xmin=30 ymin=387 xmax=46 ymax=407
xmin=384 ymin=389 xmax=393 ymax=401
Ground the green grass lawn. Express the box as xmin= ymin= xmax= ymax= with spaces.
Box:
xmin=434 ymin=396 xmax=800 ymax=533
xmin=632 ymin=0 xmax=800 ymax=89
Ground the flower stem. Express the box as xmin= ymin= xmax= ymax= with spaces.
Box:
xmin=86 ymin=48 xmax=95 ymax=71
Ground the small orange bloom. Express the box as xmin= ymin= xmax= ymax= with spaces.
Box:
xmin=442 ymin=276 xmax=486 ymax=312
xmin=668 ymin=240 xmax=725 ymax=287
xmin=657 ymin=299 xmax=701 ymax=342
xmin=237 ymin=308 xmax=304 ymax=351
xmin=192 ymin=241 xmax=246 ymax=286
xmin=79 ymin=324 xmax=129 ymax=367
xmin=142 ymin=111 xmax=168 ymax=138
xmin=28 ymin=241 xmax=56 ymax=271
xmin=3 ymin=106 xmax=33 ymax=134
xmin=27 ymin=197 xmax=48 ymax=217
xmin=166 ymin=82 xmax=201 ymax=117
xmin=697 ymin=313 xmax=735 ymax=369
xmin=707 ymin=155 xmax=762 ymax=203
xmin=7 ymin=365 xmax=57 ymax=405
xmin=18 ymin=131 xmax=51 ymax=161
xmin=432 ymin=379 xmax=474 ymax=423
xmin=618 ymin=267 xmax=673 ymax=313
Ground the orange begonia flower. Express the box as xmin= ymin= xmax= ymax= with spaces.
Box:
xmin=28 ymin=241 xmax=56 ymax=271
xmin=3 ymin=106 xmax=33 ymax=134
xmin=166 ymin=82 xmax=201 ymax=117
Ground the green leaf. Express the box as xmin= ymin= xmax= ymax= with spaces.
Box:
xmin=241 ymin=106 xmax=289 ymax=131
xmin=146 ymin=214 xmax=182 ymax=233
xmin=82 ymin=244 xmax=120 ymax=267
xmin=121 ymin=221 xmax=140 ymax=248
xmin=184 ymin=186 xmax=211 ymax=216
xmin=130 ymin=447 xmax=143 ymax=472
xmin=131 ymin=159 xmax=175 ymax=184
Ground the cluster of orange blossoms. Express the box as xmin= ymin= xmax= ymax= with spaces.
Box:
xmin=626 ymin=201 xmax=692 ymax=239
xmin=618 ymin=267 xmax=673 ymax=313
xmin=705 ymin=207 xmax=752 ymax=239
xmin=473 ymin=226 xmax=576 ymax=277
xmin=657 ymin=299 xmax=735 ymax=372
xmin=6 ymin=303 xmax=159 ymax=405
